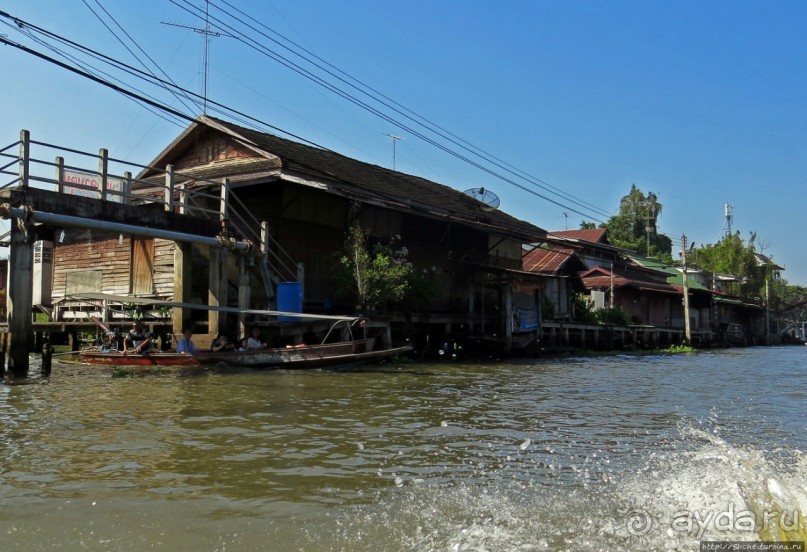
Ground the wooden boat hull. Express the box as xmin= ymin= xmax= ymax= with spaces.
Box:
xmin=78 ymin=339 xmax=411 ymax=369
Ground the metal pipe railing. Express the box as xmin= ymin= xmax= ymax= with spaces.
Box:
xmin=0 ymin=204 xmax=252 ymax=251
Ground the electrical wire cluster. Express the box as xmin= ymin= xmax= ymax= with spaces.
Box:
xmin=1 ymin=3 xmax=685 ymax=244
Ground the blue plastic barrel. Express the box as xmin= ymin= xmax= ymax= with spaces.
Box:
xmin=277 ymin=282 xmax=303 ymax=322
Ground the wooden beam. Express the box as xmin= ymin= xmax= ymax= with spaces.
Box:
xmin=172 ymin=242 xmax=192 ymax=336
xmin=238 ymin=254 xmax=252 ymax=339
xmin=208 ymin=245 xmax=228 ymax=337
xmin=99 ymin=148 xmax=108 ymax=202
xmin=7 ymin=219 xmax=33 ymax=376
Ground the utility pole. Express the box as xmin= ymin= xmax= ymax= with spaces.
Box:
xmin=681 ymin=234 xmax=692 ymax=343
xmin=765 ymin=277 xmax=771 ymax=345
xmin=609 ymin=261 xmax=615 ymax=309
xmin=383 ymin=133 xmax=404 ymax=170
xmin=644 ymin=201 xmax=658 ymax=257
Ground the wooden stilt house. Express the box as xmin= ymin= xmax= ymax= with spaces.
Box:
xmin=48 ymin=116 xmax=547 ymax=350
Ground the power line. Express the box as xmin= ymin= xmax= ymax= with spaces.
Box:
xmin=81 ymin=0 xmax=199 ymax=115
xmin=212 ymin=0 xmax=613 ymax=220
xmin=0 ymin=11 xmax=335 ymax=150
xmin=168 ymin=0 xmax=610 ymax=223
xmin=2 ymin=19 xmax=186 ymax=128
xmin=170 ymin=0 xmax=613 ymax=222
xmin=3 ymin=6 xmax=616 ymax=225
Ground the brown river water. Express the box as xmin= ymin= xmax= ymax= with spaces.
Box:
xmin=1 ymin=347 xmax=806 ymax=551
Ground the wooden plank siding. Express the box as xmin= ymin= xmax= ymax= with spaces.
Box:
xmin=131 ymin=238 xmax=155 ymax=295
xmin=52 ymin=234 xmax=176 ymax=302
xmin=172 ymin=134 xmax=255 ymax=171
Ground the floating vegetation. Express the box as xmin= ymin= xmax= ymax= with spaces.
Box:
xmin=111 ymin=367 xmax=130 ymax=378
xmin=658 ymin=344 xmax=697 ymax=354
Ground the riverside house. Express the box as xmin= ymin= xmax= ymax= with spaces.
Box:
xmin=46 ymin=116 xmax=547 ymax=350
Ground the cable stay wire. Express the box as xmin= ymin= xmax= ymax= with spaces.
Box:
xmin=80 ymin=0 xmax=200 ymax=115
xmin=2 ymin=7 xmax=613 ymax=224
xmin=0 ymin=11 xmax=336 ymax=151
xmin=0 ymin=12 xmax=696 ymax=260
xmin=0 ymin=36 xmax=201 ymax=126
xmin=193 ymin=0 xmax=613 ymax=219
xmin=2 ymin=6 xmax=612 ymax=223
xmin=169 ymin=0 xmax=609 ymax=223
xmin=1 ymin=19 xmax=186 ymax=129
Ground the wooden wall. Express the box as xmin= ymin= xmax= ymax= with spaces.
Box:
xmin=173 ymin=133 xmax=255 ymax=171
xmin=51 ymin=232 xmax=176 ymax=302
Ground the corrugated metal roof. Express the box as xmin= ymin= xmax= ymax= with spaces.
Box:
xmin=522 ymin=247 xmax=578 ymax=274
xmin=197 ymin=117 xmax=548 ymax=241
xmin=550 ymin=228 xmax=608 ymax=244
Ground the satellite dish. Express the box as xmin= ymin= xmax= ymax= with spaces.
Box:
xmin=464 ymin=187 xmax=500 ymax=211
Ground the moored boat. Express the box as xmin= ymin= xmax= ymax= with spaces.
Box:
xmin=78 ymin=338 xmax=412 ymax=369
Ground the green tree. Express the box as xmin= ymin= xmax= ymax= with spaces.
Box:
xmin=689 ymin=232 xmax=771 ymax=299
xmin=604 ymin=184 xmax=672 ymax=260
xmin=335 ymin=223 xmax=413 ymax=313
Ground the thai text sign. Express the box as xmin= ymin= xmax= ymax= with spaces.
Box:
xmin=62 ymin=169 xmax=125 ymax=203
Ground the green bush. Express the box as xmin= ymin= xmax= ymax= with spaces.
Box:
xmin=595 ymin=307 xmax=630 ymax=326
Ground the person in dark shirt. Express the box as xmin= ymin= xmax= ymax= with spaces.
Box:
xmin=210 ymin=334 xmax=233 ymax=352
xmin=123 ymin=321 xmax=153 ymax=354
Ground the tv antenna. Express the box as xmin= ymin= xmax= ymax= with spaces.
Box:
xmin=562 ymin=211 xmax=569 ymax=230
xmin=162 ymin=1 xmax=231 ymax=114
xmin=383 ymin=133 xmax=404 ymax=170
xmin=463 ymin=187 xmax=501 ymax=211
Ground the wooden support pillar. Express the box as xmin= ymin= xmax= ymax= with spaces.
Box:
xmin=178 ymin=182 xmax=187 ymax=215
xmin=99 ymin=148 xmax=109 ymax=202
xmin=238 ymin=254 xmax=252 ymax=340
xmin=468 ymin=285 xmax=475 ymax=333
xmin=172 ymin=242 xmax=192 ymax=338
xmin=503 ymin=284 xmax=513 ymax=353
xmin=34 ymin=331 xmax=44 ymax=353
xmin=0 ymin=332 xmax=7 ymax=376
xmin=220 ymin=178 xmax=229 ymax=221
xmin=122 ymin=171 xmax=132 ymax=206
xmin=164 ymin=164 xmax=175 ymax=213
xmin=68 ymin=328 xmax=80 ymax=352
xmin=208 ymin=244 xmax=228 ymax=338
xmin=56 ymin=156 xmax=65 ymax=194
xmin=7 ymin=218 xmax=34 ymax=377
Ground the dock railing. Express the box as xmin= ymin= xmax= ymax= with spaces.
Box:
xmin=1 ymin=129 xmax=300 ymax=284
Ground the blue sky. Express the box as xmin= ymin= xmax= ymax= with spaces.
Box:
xmin=2 ymin=1 xmax=806 ymax=284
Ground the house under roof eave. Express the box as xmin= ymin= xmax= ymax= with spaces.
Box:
xmin=138 ymin=116 xmax=547 ymax=243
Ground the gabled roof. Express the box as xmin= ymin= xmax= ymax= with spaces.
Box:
xmin=579 ymin=265 xmax=678 ymax=294
xmin=522 ymin=246 xmax=584 ymax=275
xmin=753 ymin=252 xmax=784 ymax=271
xmin=550 ymin=228 xmax=609 ymax=244
xmin=143 ymin=116 xmax=546 ymax=242
xmin=627 ymin=255 xmax=710 ymax=291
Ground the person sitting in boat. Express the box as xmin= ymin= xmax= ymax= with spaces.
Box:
xmin=123 ymin=321 xmax=153 ymax=355
xmin=247 ymin=326 xmax=266 ymax=350
xmin=100 ymin=331 xmax=116 ymax=353
xmin=238 ymin=337 xmax=249 ymax=352
xmin=210 ymin=334 xmax=233 ymax=352
xmin=176 ymin=328 xmax=196 ymax=354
